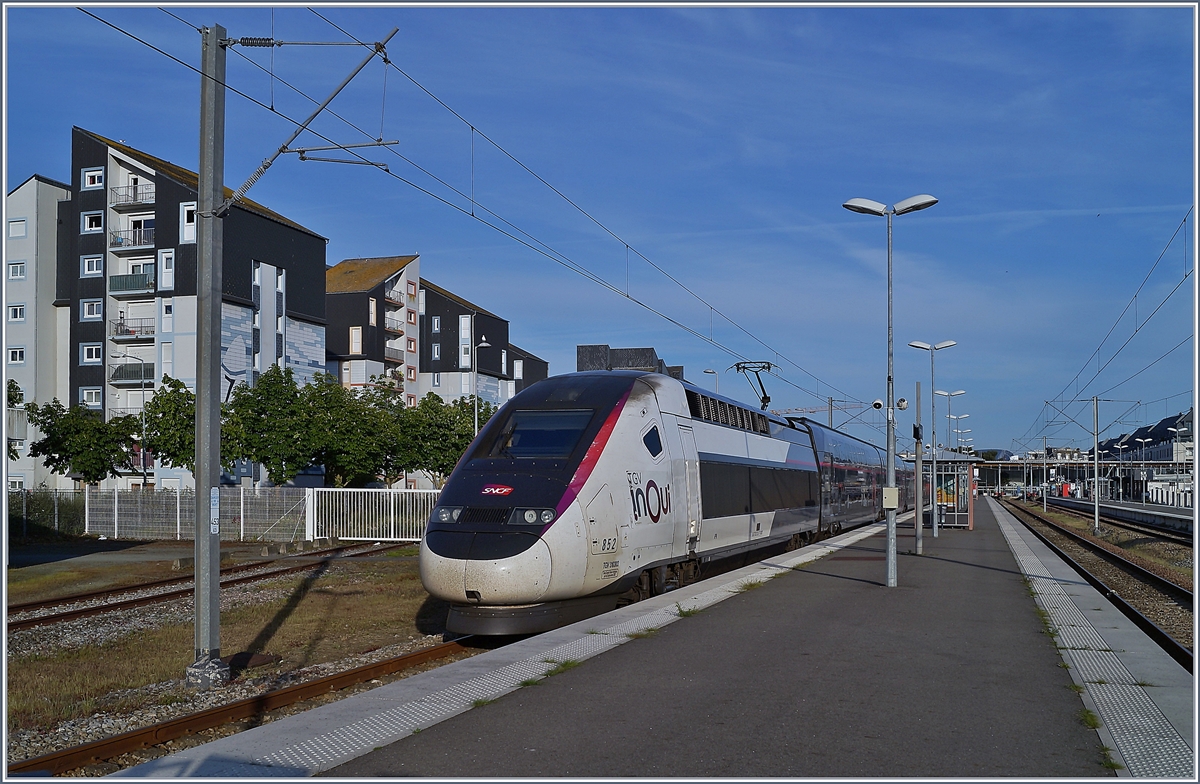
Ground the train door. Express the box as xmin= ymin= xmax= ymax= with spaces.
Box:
xmin=677 ymin=424 xmax=701 ymax=555
xmin=584 ymin=484 xmax=619 ymax=585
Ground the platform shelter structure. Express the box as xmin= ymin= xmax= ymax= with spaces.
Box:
xmin=923 ymin=449 xmax=983 ymax=530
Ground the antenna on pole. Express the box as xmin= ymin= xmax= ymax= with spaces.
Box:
xmin=732 ymin=361 xmax=774 ymax=410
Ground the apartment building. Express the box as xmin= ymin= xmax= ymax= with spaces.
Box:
xmin=17 ymin=127 xmax=328 ymax=489
xmin=6 ymin=174 xmax=72 ymax=490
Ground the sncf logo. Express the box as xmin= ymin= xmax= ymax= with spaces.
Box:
xmin=481 ymin=485 xmax=514 ymax=496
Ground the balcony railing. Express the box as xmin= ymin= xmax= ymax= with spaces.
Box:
xmin=384 ymin=316 xmax=405 ymax=334
xmin=384 ymin=287 xmax=404 ymax=304
xmin=108 ymin=407 xmax=144 ymax=419
xmin=110 ymin=318 xmax=155 ymax=339
xmin=384 ymin=347 xmax=404 ymax=363
xmin=109 ymin=228 xmax=155 ymax=249
xmin=109 ymin=272 xmax=155 ymax=295
xmin=109 ymin=362 xmax=155 ymax=384
xmin=110 ymin=184 xmax=155 ymax=206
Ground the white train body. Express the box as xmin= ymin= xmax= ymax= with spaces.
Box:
xmin=420 ymin=371 xmax=907 ymax=635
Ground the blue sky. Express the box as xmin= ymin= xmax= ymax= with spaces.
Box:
xmin=4 ymin=4 xmax=1195 ymax=454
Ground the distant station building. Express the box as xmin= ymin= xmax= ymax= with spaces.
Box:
xmin=576 ymin=344 xmax=684 ymax=380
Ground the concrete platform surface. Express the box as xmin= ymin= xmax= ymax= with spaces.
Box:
xmin=111 ymin=502 xmax=1194 ymax=778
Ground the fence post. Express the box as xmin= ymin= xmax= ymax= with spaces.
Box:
xmin=305 ymin=487 xmax=316 ymax=541
xmin=239 ymin=485 xmax=245 ymax=542
xmin=54 ymin=490 xmax=59 ymax=531
xmin=85 ymin=485 xmax=90 ymax=534
xmin=176 ymin=485 xmax=182 ymax=540
xmin=22 ymin=490 xmax=27 ymax=539
xmin=113 ymin=486 xmax=119 ymax=539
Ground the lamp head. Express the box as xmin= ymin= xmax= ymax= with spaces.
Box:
xmin=908 ymin=340 xmax=931 ymax=350
xmin=934 ymin=340 xmax=957 ymax=350
xmin=843 ymin=198 xmax=888 ymax=216
xmin=893 ymin=194 xmax=939 ymax=215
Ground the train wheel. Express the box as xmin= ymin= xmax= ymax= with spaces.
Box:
xmin=651 ymin=565 xmax=671 ymax=596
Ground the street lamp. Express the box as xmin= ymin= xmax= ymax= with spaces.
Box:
xmin=472 ymin=320 xmax=491 ymax=436
xmin=1135 ymin=437 xmax=1152 ymax=505
xmin=934 ymin=389 xmax=965 ymax=532
xmin=844 ymin=192 xmax=938 ymax=588
xmin=1113 ymin=442 xmax=1127 ymax=501
xmin=703 ymin=368 xmax=719 ymax=394
xmin=111 ymin=352 xmax=148 ymax=488
xmin=909 ymin=340 xmax=955 ymax=539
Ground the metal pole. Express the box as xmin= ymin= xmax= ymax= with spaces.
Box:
xmin=914 ymin=381 xmax=923 ymax=555
xmin=472 ymin=313 xmax=478 ymax=436
xmin=828 ymin=396 xmax=833 ymax=429
xmin=885 ymin=209 xmax=896 ymax=588
xmin=1093 ymin=396 xmax=1100 ymax=534
xmin=930 ymin=352 xmax=938 ymax=538
xmin=187 ymin=24 xmax=230 ymax=690
xmin=1043 ymin=436 xmax=1048 ymax=512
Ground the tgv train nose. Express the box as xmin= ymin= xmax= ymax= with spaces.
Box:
xmin=420 ymin=531 xmax=552 ymax=604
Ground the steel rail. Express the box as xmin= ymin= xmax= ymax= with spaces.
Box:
xmin=7 ymin=542 xmax=370 ymax=615
xmin=7 ymin=546 xmax=401 ymax=632
xmin=1001 ymin=500 xmax=1193 ymax=674
xmin=6 ymin=639 xmax=470 ymax=776
xmin=1044 ymin=498 xmax=1193 ymax=547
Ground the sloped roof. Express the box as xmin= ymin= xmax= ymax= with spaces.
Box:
xmin=419 ymin=278 xmax=501 ymax=319
xmin=77 ymin=128 xmax=325 ymax=240
xmin=327 ymin=255 xmax=419 ymax=293
xmin=7 ymin=173 xmax=71 ymax=197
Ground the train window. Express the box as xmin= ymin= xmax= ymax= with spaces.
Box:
xmin=642 ymin=425 xmax=663 ymax=457
xmin=484 ymin=409 xmax=595 ymax=459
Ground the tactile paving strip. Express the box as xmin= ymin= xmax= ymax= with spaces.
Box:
xmin=989 ymin=499 xmax=1193 ymax=778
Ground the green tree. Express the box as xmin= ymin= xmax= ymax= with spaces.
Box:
xmin=142 ymin=376 xmax=197 ymax=472
xmin=359 ymin=375 xmax=418 ymax=486
xmin=302 ymin=373 xmax=393 ymax=487
xmin=409 ymin=393 xmax=496 ymax=487
xmin=7 ymin=379 xmax=24 ymax=461
xmin=26 ymin=400 xmax=139 ymax=484
xmin=224 ymin=365 xmax=311 ymax=485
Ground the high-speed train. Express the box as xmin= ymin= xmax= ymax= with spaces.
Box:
xmin=420 ymin=371 xmax=912 ymax=635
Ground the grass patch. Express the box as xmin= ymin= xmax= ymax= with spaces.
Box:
xmin=384 ymin=546 xmax=420 ymax=558
xmin=1057 ymin=661 xmax=1071 ymax=670
xmin=7 ymin=558 xmax=441 ymax=733
xmin=675 ymin=602 xmax=700 ymax=617
xmin=736 ymin=579 xmax=765 ymax=592
xmin=626 ymin=627 xmax=659 ymax=639
xmin=1078 ymin=708 xmax=1101 ymax=729
xmin=519 ymin=678 xmax=542 ymax=687
xmin=471 ymin=698 xmax=495 ymax=708
xmin=1135 ymin=680 xmax=1155 ymax=687
xmin=1099 ymin=746 xmax=1124 ymax=771
xmin=1067 ymin=683 xmax=1084 ymax=694
xmin=544 ymin=659 xmax=581 ymax=677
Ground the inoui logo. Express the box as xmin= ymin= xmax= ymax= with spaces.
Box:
xmin=629 ymin=479 xmax=671 ymax=523
xmin=481 ymin=485 xmax=514 ymax=496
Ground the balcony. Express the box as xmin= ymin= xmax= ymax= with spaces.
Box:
xmin=109 ymin=228 xmax=155 ymax=253
xmin=109 ymin=362 xmax=155 ymax=385
xmin=384 ymin=287 xmax=404 ymax=305
xmin=108 ymin=407 xmax=144 ymax=419
xmin=384 ymin=316 xmax=405 ymax=334
xmin=110 ymin=318 xmax=155 ymax=341
xmin=110 ymin=184 xmax=155 ymax=210
xmin=384 ymin=347 xmax=404 ymax=363
xmin=109 ymin=272 xmax=155 ymax=298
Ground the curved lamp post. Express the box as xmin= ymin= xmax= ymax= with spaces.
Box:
xmin=844 ymin=193 xmax=938 ymax=587
xmin=703 ymin=368 xmax=719 ymax=394
xmin=934 ymin=389 xmax=965 ymax=533
xmin=909 ymin=339 xmax=955 ymax=540
xmin=1135 ymin=437 xmax=1152 ymax=504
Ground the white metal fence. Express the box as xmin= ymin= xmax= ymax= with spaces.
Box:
xmin=9 ymin=487 xmax=439 ymax=543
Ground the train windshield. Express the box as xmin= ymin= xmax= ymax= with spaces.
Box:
xmin=483 ymin=409 xmax=595 ymax=459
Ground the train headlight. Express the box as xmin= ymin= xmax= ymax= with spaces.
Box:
xmin=432 ymin=506 xmax=463 ymax=523
xmin=540 ymin=509 xmax=556 ymax=524
xmin=523 ymin=509 xmax=539 ymax=524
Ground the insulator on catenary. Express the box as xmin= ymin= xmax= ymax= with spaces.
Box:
xmin=237 ymin=37 xmax=276 ymax=47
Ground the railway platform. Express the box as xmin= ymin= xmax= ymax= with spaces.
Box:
xmin=113 ymin=498 xmax=1194 ymax=778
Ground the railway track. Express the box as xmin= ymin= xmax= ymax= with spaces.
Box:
xmin=7 ymin=542 xmax=411 ymax=632
xmin=6 ymin=638 xmax=472 ymax=777
xmin=1044 ymin=499 xmax=1194 ymax=547
xmin=1000 ymin=499 xmax=1193 ymax=673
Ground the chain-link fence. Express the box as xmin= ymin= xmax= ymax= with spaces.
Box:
xmin=8 ymin=487 xmax=439 ymax=543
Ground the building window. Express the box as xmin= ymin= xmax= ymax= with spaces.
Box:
xmin=80 ymin=254 xmax=103 ymax=277
xmin=407 ymin=309 xmax=417 ymax=325
xmin=407 ymin=280 xmax=417 ymax=298
xmin=158 ymin=249 xmax=174 ymax=290
xmin=80 ymin=387 xmax=102 ymax=408
xmin=180 ymin=202 xmax=197 ymax=243
xmin=8 ymin=304 xmax=25 ymax=321
xmin=368 ymin=298 xmax=377 ymax=326
xmin=406 ymin=365 xmax=417 ymax=382
xmin=407 ymin=394 xmax=417 ymax=407
xmin=161 ymin=342 xmax=173 ymax=378
xmin=406 ymin=337 xmax=417 ymax=353
xmin=80 ymin=343 xmax=103 ymax=365
xmin=502 ymin=349 xmax=507 ymax=376
xmin=431 ymin=343 xmax=441 ymax=360
xmin=431 ymin=316 xmax=440 ymax=333
xmin=460 ymin=344 xmax=471 ymax=369
xmin=9 ymin=476 xmax=25 ymax=492
xmin=81 ymin=211 xmax=103 ymax=234
xmin=349 ymin=326 xmax=362 ymax=355
xmin=82 ymin=168 xmax=104 ymax=189
xmin=276 ymin=268 xmax=285 ymax=291
xmin=8 ymin=262 xmax=26 ymax=280
xmin=514 ymin=359 xmax=524 ymax=380
xmin=8 ymin=219 xmax=27 ymax=238
xmin=8 ymin=347 xmax=25 ymax=364
xmin=81 ymin=299 xmax=103 ymax=320
xmin=253 ymin=261 xmax=261 ymax=285
xmin=432 ymin=372 xmax=441 ymax=387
